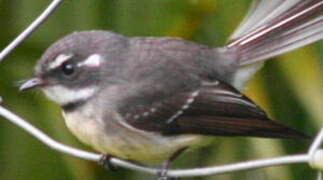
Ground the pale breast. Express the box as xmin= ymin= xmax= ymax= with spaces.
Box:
xmin=62 ymin=107 xmax=203 ymax=164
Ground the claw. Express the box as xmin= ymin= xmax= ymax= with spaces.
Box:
xmin=98 ymin=154 xmax=118 ymax=171
xmin=157 ymin=169 xmax=177 ymax=180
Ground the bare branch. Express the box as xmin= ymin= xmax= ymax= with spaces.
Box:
xmin=0 ymin=105 xmax=100 ymax=161
xmin=0 ymin=0 xmax=323 ymax=179
xmin=309 ymin=127 xmax=323 ymax=155
xmin=1 ymin=104 xmax=323 ymax=178
xmin=0 ymin=0 xmax=64 ymax=63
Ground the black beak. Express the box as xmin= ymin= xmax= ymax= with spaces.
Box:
xmin=19 ymin=77 xmax=44 ymax=91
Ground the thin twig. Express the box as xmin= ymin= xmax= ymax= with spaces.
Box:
xmin=308 ymin=128 xmax=323 ymax=178
xmin=0 ymin=0 xmax=64 ymax=62
xmin=167 ymin=154 xmax=309 ymax=177
xmin=309 ymin=128 xmax=323 ymax=155
xmin=0 ymin=104 xmax=318 ymax=178
xmin=0 ymin=0 xmax=322 ymax=178
xmin=0 ymin=105 xmax=100 ymax=161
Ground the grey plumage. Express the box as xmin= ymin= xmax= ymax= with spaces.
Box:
xmin=19 ymin=0 xmax=322 ymax=169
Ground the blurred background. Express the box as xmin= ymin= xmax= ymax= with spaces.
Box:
xmin=0 ymin=0 xmax=322 ymax=179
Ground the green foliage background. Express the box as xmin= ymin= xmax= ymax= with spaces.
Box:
xmin=0 ymin=0 xmax=322 ymax=179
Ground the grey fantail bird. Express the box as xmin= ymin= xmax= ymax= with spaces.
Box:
xmin=20 ymin=1 xmax=322 ymax=179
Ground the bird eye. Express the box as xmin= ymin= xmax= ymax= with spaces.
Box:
xmin=61 ymin=62 xmax=75 ymax=76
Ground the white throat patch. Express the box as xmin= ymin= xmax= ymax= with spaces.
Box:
xmin=42 ymin=85 xmax=97 ymax=105
xmin=48 ymin=54 xmax=73 ymax=70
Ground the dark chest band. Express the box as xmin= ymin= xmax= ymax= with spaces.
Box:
xmin=61 ymin=100 xmax=86 ymax=112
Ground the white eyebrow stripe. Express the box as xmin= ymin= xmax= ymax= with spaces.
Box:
xmin=77 ymin=54 xmax=102 ymax=68
xmin=49 ymin=54 xmax=73 ymax=70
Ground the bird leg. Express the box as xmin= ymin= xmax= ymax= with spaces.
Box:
xmin=158 ymin=147 xmax=188 ymax=180
xmin=98 ymin=154 xmax=118 ymax=171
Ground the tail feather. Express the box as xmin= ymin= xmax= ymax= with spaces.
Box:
xmin=239 ymin=16 xmax=322 ymax=64
xmin=229 ymin=1 xmax=303 ymax=41
xmin=225 ymin=0 xmax=323 ymax=89
xmin=227 ymin=0 xmax=323 ymax=65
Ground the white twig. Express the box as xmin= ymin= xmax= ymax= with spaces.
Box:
xmin=167 ymin=154 xmax=309 ymax=177
xmin=309 ymin=128 xmax=323 ymax=155
xmin=0 ymin=0 xmax=64 ymax=62
xmin=0 ymin=105 xmax=100 ymax=161
xmin=308 ymin=128 xmax=323 ymax=179
xmin=0 ymin=105 xmax=153 ymax=174
xmin=0 ymin=104 xmax=321 ymax=178
xmin=0 ymin=0 xmax=323 ymax=178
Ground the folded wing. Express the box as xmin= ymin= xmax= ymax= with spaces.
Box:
xmin=124 ymin=81 xmax=309 ymax=139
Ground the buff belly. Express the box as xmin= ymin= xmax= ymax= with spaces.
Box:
xmin=62 ymin=110 xmax=202 ymax=164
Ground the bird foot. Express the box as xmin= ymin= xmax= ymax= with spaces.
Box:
xmin=98 ymin=154 xmax=118 ymax=171
xmin=157 ymin=163 xmax=178 ymax=180
xmin=157 ymin=171 xmax=177 ymax=180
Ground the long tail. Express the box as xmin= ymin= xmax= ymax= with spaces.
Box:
xmin=225 ymin=0 xmax=323 ymax=89
xmin=227 ymin=0 xmax=322 ymax=65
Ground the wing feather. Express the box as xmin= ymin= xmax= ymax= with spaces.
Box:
xmin=122 ymin=81 xmax=309 ymax=139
